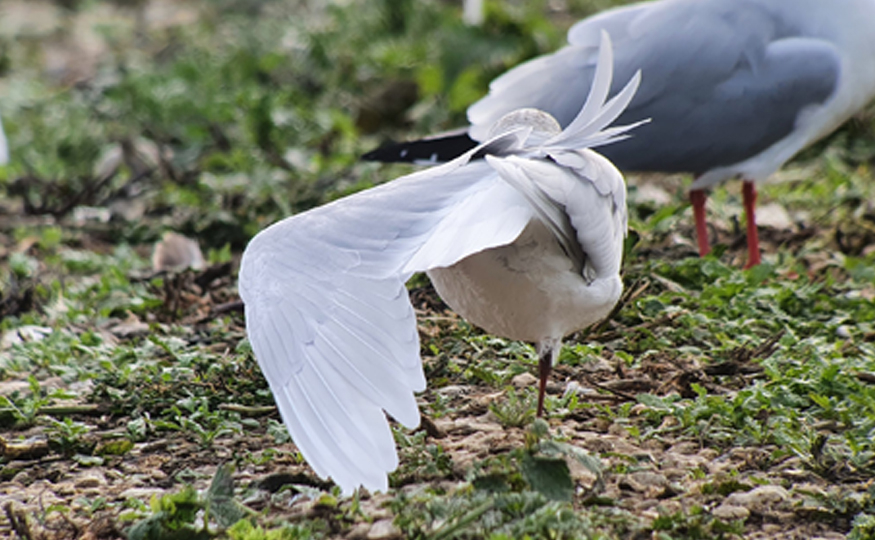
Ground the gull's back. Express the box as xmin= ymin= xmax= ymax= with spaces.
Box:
xmin=468 ymin=0 xmax=875 ymax=185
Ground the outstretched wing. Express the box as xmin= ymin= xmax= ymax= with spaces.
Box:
xmin=239 ymin=137 xmax=534 ymax=494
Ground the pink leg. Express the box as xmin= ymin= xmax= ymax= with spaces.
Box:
xmin=742 ymin=180 xmax=761 ymax=268
xmin=690 ymin=189 xmax=710 ymax=257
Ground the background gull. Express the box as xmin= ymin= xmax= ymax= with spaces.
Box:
xmin=365 ymin=0 xmax=875 ymax=267
xmin=239 ymin=34 xmax=644 ymax=494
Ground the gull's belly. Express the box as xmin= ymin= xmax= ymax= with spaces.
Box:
xmin=427 ymin=220 xmax=622 ymax=343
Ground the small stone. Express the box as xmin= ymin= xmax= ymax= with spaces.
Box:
xmin=656 ymin=500 xmax=683 ymax=515
xmin=697 ymin=448 xmax=719 ymax=461
xmin=563 ymin=381 xmax=598 ymax=398
xmin=0 ymin=325 xmax=52 ymax=350
xmin=435 ymin=385 xmax=467 ymax=397
xmin=640 ymin=508 xmax=661 ymax=521
xmin=10 ymin=470 xmax=34 ymax=485
xmin=725 ymin=485 xmax=789 ymax=509
xmin=120 ymin=487 xmax=165 ymax=500
xmin=0 ymin=380 xmax=31 ymax=396
xmin=511 ymin=372 xmax=538 ymax=388
xmin=712 ymin=503 xmax=750 ymax=520
xmin=756 ymin=202 xmax=793 ymax=230
xmin=621 ymin=471 xmax=668 ymax=496
xmin=109 ymin=317 xmax=150 ymax=338
xmin=567 ymin=459 xmax=599 ymax=489
xmin=75 ymin=472 xmax=107 ymax=489
xmin=633 ymin=183 xmax=672 ymax=206
xmin=152 ymin=232 xmax=205 ymax=272
xmin=668 ymin=441 xmax=701 ymax=455
xmin=54 ymin=482 xmax=77 ymax=496
xmin=580 ymin=357 xmax=614 ymax=373
xmin=367 ymin=519 xmax=401 ymax=540
xmin=1 ymin=437 xmax=50 ymax=460
xmin=348 ymin=523 xmax=371 ymax=540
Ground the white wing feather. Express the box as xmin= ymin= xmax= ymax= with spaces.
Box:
xmin=239 ymin=141 xmax=535 ymax=494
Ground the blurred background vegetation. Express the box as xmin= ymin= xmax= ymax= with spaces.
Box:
xmin=0 ymin=0 xmax=639 ymax=253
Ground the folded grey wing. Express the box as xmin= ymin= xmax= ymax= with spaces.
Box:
xmin=467 ymin=2 xmax=650 ymax=141
xmin=238 ymin=151 xmax=534 ymax=493
xmin=469 ymin=0 xmax=841 ymax=175
xmin=585 ymin=3 xmax=842 ymax=174
xmin=468 ymin=44 xmax=601 ymax=141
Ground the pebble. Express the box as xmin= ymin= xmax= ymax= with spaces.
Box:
xmin=347 ymin=523 xmax=371 ymax=540
xmin=75 ymin=471 xmax=107 ymax=488
xmin=0 ymin=325 xmax=52 ymax=350
xmin=697 ymin=448 xmax=719 ymax=461
xmin=367 ymin=519 xmax=401 ymax=540
xmin=566 ymin=460 xmax=599 ymax=489
xmin=712 ymin=503 xmax=750 ymax=520
xmin=435 ymin=385 xmax=467 ymax=397
xmin=120 ymin=487 xmax=165 ymax=500
xmin=11 ymin=470 xmax=34 ymax=485
xmin=563 ymin=381 xmax=598 ymax=398
xmin=450 ymin=416 xmax=503 ymax=436
xmin=633 ymin=183 xmax=672 ymax=206
xmin=725 ymin=485 xmax=789 ymax=508
xmin=668 ymin=441 xmax=700 ymax=455
xmin=54 ymin=482 xmax=77 ymax=496
xmin=621 ymin=471 xmax=668 ymax=497
xmin=511 ymin=372 xmax=538 ymax=388
xmin=756 ymin=202 xmax=793 ymax=230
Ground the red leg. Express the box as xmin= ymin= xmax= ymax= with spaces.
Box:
xmin=536 ymin=351 xmax=550 ymax=417
xmin=742 ymin=180 xmax=761 ymax=268
xmin=690 ymin=189 xmax=710 ymax=257
xmin=535 ymin=342 xmax=558 ymax=417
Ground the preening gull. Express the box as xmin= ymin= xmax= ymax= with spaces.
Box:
xmin=239 ymin=34 xmax=644 ymax=494
xmin=365 ymin=0 xmax=875 ymax=267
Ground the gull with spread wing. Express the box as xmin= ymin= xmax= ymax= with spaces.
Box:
xmin=366 ymin=0 xmax=875 ymax=268
xmin=239 ymin=34 xmax=644 ymax=494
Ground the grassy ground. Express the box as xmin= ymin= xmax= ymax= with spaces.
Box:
xmin=2 ymin=0 xmax=875 ymax=538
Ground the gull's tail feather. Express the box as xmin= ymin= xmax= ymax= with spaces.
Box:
xmin=543 ymin=31 xmax=647 ymax=150
xmin=361 ymin=130 xmax=478 ymax=164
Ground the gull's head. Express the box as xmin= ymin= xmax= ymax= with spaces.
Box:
xmin=487 ymin=108 xmax=561 ymax=144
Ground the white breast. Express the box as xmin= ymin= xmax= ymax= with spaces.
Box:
xmin=428 ymin=218 xmax=622 ymax=344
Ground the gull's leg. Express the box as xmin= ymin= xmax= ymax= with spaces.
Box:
xmin=535 ymin=339 xmax=560 ymax=417
xmin=690 ymin=189 xmax=710 ymax=257
xmin=742 ymin=180 xmax=761 ymax=268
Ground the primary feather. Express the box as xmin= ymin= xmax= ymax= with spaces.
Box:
xmin=239 ymin=33 xmax=642 ymax=494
